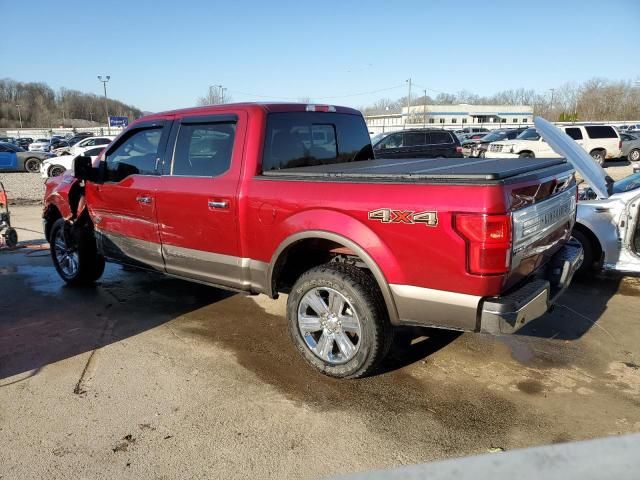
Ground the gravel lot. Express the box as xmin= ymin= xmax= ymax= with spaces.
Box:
xmin=0 ymin=172 xmax=46 ymax=204
xmin=0 ymin=159 xmax=634 ymax=206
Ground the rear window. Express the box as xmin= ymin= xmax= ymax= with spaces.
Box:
xmin=585 ymin=126 xmax=617 ymax=139
xmin=428 ymin=131 xmax=454 ymax=144
xmin=262 ymin=112 xmax=373 ymax=171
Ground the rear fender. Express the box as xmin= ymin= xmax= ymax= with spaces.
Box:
xmin=267 ymin=209 xmax=403 ymax=323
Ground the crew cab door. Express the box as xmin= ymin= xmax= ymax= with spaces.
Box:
xmin=153 ymin=113 xmax=246 ymax=288
xmin=85 ymin=120 xmax=170 ymax=270
xmin=617 ymin=192 xmax=640 ymax=272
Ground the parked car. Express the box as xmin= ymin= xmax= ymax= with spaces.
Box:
xmin=16 ymin=137 xmax=34 ymax=149
xmin=66 ymin=136 xmax=115 ymax=157
xmin=373 ymin=129 xmax=463 ymax=159
xmin=625 ymin=124 xmax=640 ymax=132
xmin=50 ymin=139 xmax=70 ymax=151
xmin=0 ymin=142 xmax=53 ymax=173
xmin=620 ymin=133 xmax=640 ymax=162
xmin=462 ymin=128 xmax=528 ymax=157
xmin=41 ymin=147 xmax=105 ymax=178
xmin=29 ymin=138 xmax=52 ymax=152
xmin=453 ymin=127 xmax=489 ymax=134
xmin=67 ymin=133 xmax=94 ymax=145
xmin=486 ymin=125 xmax=621 ymax=165
xmin=456 ymin=132 xmax=488 ymax=144
xmin=43 ymin=103 xmax=582 ymax=379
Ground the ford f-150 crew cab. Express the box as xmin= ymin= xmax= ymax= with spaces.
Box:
xmin=43 ymin=103 xmax=583 ymax=378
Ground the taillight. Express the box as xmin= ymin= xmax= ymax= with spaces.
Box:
xmin=456 ymin=146 xmax=463 ymax=154
xmin=619 ymin=140 xmax=622 ymax=149
xmin=454 ymin=213 xmax=512 ymax=275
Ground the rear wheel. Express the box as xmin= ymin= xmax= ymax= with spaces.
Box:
xmin=519 ymin=151 xmax=534 ymax=158
xmin=287 ymin=263 xmax=392 ymax=378
xmin=3 ymin=228 xmax=18 ymax=248
xmin=24 ymin=157 xmax=41 ymax=173
xmin=628 ymin=149 xmax=640 ymax=162
xmin=50 ymin=218 xmax=105 ymax=285
xmin=590 ymin=149 xmax=605 ymax=166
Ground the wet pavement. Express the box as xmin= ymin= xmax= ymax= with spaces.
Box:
xmin=1 ymin=216 xmax=640 ymax=479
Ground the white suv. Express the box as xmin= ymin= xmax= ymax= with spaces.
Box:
xmin=486 ymin=125 xmax=621 ymax=165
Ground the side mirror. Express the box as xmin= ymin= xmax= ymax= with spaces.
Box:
xmin=73 ymin=155 xmax=94 ymax=181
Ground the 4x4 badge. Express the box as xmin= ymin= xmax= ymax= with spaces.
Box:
xmin=368 ymin=208 xmax=438 ymax=227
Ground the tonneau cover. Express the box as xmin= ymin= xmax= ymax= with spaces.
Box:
xmin=262 ymin=157 xmax=569 ymax=182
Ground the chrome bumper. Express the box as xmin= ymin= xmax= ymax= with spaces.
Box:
xmin=479 ymin=240 xmax=583 ymax=334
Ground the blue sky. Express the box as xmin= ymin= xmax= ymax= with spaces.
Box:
xmin=2 ymin=0 xmax=638 ymax=112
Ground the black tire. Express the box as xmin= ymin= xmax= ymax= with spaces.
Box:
xmin=571 ymin=229 xmax=596 ymax=275
xmin=49 ymin=218 xmax=105 ymax=285
xmin=479 ymin=150 xmax=486 ymax=158
xmin=4 ymin=227 xmax=18 ymax=248
xmin=49 ymin=165 xmax=66 ymax=177
xmin=287 ymin=263 xmax=392 ymax=379
xmin=590 ymin=149 xmax=605 ymax=166
xmin=519 ymin=151 xmax=534 ymax=158
xmin=24 ymin=157 xmax=41 ymax=173
xmin=628 ymin=149 xmax=640 ymax=162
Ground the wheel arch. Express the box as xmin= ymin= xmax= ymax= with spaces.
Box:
xmin=573 ymin=222 xmax=603 ymax=264
xmin=267 ymin=230 xmax=400 ymax=324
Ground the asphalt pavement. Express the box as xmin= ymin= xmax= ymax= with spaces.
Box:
xmin=0 ymin=205 xmax=639 ymax=479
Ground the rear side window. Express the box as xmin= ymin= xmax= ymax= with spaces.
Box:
xmin=262 ymin=112 xmax=374 ymax=171
xmin=585 ymin=126 xmax=617 ymax=139
xmin=404 ymin=132 xmax=426 ymax=146
xmin=565 ymin=127 xmax=583 ymax=140
xmin=428 ymin=131 xmax=453 ymax=144
xmin=172 ymin=122 xmax=236 ymax=177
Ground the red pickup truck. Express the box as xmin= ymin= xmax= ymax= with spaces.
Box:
xmin=43 ymin=103 xmax=582 ymax=378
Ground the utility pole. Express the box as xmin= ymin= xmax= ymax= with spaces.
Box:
xmin=89 ymin=111 xmax=94 ymax=123
xmin=209 ymin=84 xmax=224 ymax=104
xmin=61 ymin=107 xmax=66 ymax=128
xmin=98 ymin=75 xmax=111 ymax=134
xmin=549 ymin=88 xmax=555 ymax=118
xmin=405 ymin=78 xmax=412 ymax=129
xmin=16 ymin=104 xmax=23 ymax=136
xmin=220 ymin=87 xmax=227 ymax=104
xmin=423 ymin=89 xmax=427 ymax=126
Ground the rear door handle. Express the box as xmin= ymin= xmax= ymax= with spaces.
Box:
xmin=208 ymin=200 xmax=229 ymax=209
xmin=136 ymin=195 xmax=153 ymax=205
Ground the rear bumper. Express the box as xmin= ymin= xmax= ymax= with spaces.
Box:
xmin=479 ymin=240 xmax=583 ymax=334
xmin=390 ymin=241 xmax=583 ymax=333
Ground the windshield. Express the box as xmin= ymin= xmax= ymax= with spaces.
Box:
xmin=481 ymin=131 xmax=506 ymax=142
xmin=517 ymin=128 xmax=541 ymax=140
xmin=613 ymin=172 xmax=640 ymax=194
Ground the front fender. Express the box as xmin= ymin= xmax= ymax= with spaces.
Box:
xmin=44 ymin=175 xmax=81 ymax=221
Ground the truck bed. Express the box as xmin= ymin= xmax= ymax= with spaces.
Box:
xmin=262 ymin=157 xmax=570 ymax=184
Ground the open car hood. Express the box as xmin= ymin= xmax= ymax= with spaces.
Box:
xmin=535 ymin=117 xmax=610 ymax=199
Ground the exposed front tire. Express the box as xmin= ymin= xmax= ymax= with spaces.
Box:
xmin=49 ymin=218 xmax=105 ymax=285
xmin=49 ymin=165 xmax=66 ymax=177
xmin=24 ymin=157 xmax=41 ymax=173
xmin=590 ymin=149 xmax=605 ymax=166
xmin=571 ymin=229 xmax=597 ymax=275
xmin=628 ymin=149 xmax=640 ymax=162
xmin=287 ymin=263 xmax=392 ymax=379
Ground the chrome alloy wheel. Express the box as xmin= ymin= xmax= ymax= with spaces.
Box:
xmin=297 ymin=287 xmax=362 ymax=364
xmin=53 ymin=227 xmax=79 ymax=278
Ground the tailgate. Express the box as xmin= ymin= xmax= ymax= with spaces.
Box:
xmin=508 ymin=186 xmax=577 ymax=287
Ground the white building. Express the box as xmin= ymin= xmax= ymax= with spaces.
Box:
xmin=365 ymin=104 xmax=534 ymax=134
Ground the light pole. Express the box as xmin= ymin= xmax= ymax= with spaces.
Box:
xmin=16 ymin=104 xmax=23 ymax=136
xmin=98 ymin=75 xmax=111 ymax=134
xmin=423 ymin=89 xmax=427 ymax=126
xmin=549 ymin=88 xmax=555 ymax=118
xmin=89 ymin=111 xmax=94 ymax=123
xmin=404 ymin=78 xmax=412 ymax=129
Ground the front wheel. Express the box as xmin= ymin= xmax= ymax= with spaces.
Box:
xmin=287 ymin=263 xmax=392 ymax=378
xmin=24 ymin=157 xmax=41 ymax=173
xmin=50 ymin=218 xmax=105 ymax=285
xmin=49 ymin=165 xmax=66 ymax=177
xmin=571 ymin=229 xmax=597 ymax=275
xmin=519 ymin=152 xmax=534 ymax=158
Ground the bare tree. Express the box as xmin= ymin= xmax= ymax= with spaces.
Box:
xmin=197 ymin=86 xmax=232 ymax=106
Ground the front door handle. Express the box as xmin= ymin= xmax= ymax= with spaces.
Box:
xmin=208 ymin=200 xmax=229 ymax=209
xmin=136 ymin=195 xmax=153 ymax=205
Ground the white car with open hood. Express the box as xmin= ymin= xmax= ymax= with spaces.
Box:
xmin=536 ymin=118 xmax=640 ymax=274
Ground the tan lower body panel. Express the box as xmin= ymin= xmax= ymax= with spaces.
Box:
xmin=389 ymin=284 xmax=481 ymax=331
